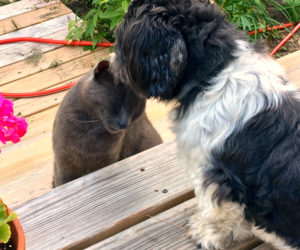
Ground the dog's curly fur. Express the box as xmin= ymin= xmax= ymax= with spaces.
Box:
xmin=110 ymin=0 xmax=300 ymax=249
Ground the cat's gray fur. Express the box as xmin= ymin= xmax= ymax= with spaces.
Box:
xmin=52 ymin=60 xmax=162 ymax=187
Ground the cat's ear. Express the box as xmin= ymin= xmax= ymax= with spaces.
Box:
xmin=94 ymin=60 xmax=109 ymax=76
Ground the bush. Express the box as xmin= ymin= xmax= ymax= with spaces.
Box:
xmin=215 ymin=0 xmax=300 ymax=40
xmin=66 ymin=0 xmax=130 ymax=50
xmin=66 ymin=0 xmax=300 ymax=50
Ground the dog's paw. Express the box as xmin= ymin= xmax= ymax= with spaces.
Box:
xmin=188 ymin=214 xmax=234 ymax=250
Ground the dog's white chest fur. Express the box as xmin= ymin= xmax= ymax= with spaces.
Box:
xmin=171 ymin=41 xmax=292 ymax=189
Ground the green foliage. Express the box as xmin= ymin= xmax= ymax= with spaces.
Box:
xmin=66 ymin=0 xmax=300 ymax=50
xmin=66 ymin=0 xmax=130 ymax=50
xmin=215 ymin=0 xmax=300 ymax=40
xmin=0 ymin=200 xmax=17 ymax=244
xmin=271 ymin=0 xmax=300 ymax=24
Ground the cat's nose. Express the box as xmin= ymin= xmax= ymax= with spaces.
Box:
xmin=118 ymin=121 xmax=128 ymax=130
xmin=119 ymin=108 xmax=129 ymax=129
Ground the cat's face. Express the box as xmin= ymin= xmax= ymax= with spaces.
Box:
xmin=86 ymin=61 xmax=146 ymax=134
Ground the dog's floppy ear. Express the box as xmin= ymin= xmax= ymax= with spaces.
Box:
xmin=115 ymin=5 xmax=187 ymax=99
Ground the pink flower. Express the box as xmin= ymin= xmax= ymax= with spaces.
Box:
xmin=0 ymin=94 xmax=28 ymax=151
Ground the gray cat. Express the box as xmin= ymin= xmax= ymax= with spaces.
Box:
xmin=52 ymin=60 xmax=162 ymax=187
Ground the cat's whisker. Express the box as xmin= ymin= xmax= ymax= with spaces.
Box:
xmin=77 ymin=119 xmax=102 ymax=124
xmin=80 ymin=125 xmax=102 ymax=142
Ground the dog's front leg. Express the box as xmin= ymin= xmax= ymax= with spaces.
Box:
xmin=188 ymin=184 xmax=252 ymax=249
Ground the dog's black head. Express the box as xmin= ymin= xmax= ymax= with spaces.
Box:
xmin=111 ymin=0 xmax=246 ymax=101
xmin=111 ymin=0 xmax=187 ymax=100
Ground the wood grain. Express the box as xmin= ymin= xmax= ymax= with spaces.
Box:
xmin=0 ymin=99 xmax=174 ymax=206
xmin=0 ymin=0 xmax=59 ymax=20
xmin=2 ymin=105 xmax=58 ymax=149
xmin=0 ymin=49 xmax=109 ymax=92
xmin=87 ymin=199 xmax=262 ymax=250
xmin=0 ymin=13 xmax=75 ymax=67
xmin=277 ymin=50 xmax=300 ymax=87
xmin=0 ymin=132 xmax=54 ymax=181
xmin=0 ymin=46 xmax=93 ymax=86
xmin=277 ymin=50 xmax=300 ymax=70
xmin=0 ymin=159 xmax=53 ymax=207
xmin=0 ymin=2 xmax=72 ymax=35
xmin=14 ymin=141 xmax=194 ymax=250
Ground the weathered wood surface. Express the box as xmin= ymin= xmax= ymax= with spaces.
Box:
xmin=0 ymin=2 xmax=72 ymax=35
xmin=87 ymin=199 xmax=263 ymax=250
xmin=1 ymin=48 xmax=109 ymax=92
xmin=0 ymin=0 xmax=59 ymax=20
xmin=277 ymin=49 xmax=300 ymax=87
xmin=14 ymin=141 xmax=194 ymax=250
xmin=0 ymin=96 xmax=174 ymax=207
xmin=0 ymin=46 xmax=92 ymax=86
xmin=0 ymin=159 xmax=53 ymax=207
xmin=0 ymin=13 xmax=75 ymax=67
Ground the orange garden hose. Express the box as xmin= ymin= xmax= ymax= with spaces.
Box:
xmin=0 ymin=37 xmax=114 ymax=47
xmin=270 ymin=22 xmax=300 ymax=56
xmin=0 ymin=22 xmax=299 ymax=98
xmin=247 ymin=23 xmax=294 ymax=35
xmin=1 ymin=82 xmax=76 ymax=98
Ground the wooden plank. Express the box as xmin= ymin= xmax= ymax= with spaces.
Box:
xmin=11 ymin=82 xmax=74 ymax=118
xmin=1 ymin=105 xmax=58 ymax=149
xmin=87 ymin=199 xmax=262 ymax=250
xmin=0 ymin=159 xmax=53 ymax=207
xmin=277 ymin=50 xmax=300 ymax=87
xmin=0 ymin=131 xmax=54 ymax=180
xmin=146 ymin=99 xmax=175 ymax=141
xmin=0 ymin=0 xmax=59 ymax=20
xmin=14 ymin=141 xmax=194 ymax=250
xmin=0 ymin=13 xmax=75 ymax=67
xmin=0 ymin=97 xmax=174 ymax=207
xmin=0 ymin=99 xmax=174 ymax=205
xmin=277 ymin=49 xmax=300 ymax=70
xmin=0 ymin=48 xmax=110 ymax=92
xmin=0 ymin=46 xmax=93 ymax=86
xmin=0 ymin=2 xmax=72 ymax=35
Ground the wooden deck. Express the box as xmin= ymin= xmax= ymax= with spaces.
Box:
xmin=0 ymin=1 xmax=299 ymax=249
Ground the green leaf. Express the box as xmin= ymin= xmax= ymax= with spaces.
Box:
xmin=100 ymin=7 xmax=124 ymax=19
xmin=240 ymin=15 xmax=253 ymax=30
xmin=85 ymin=19 xmax=95 ymax=38
xmin=110 ymin=16 xmax=123 ymax=29
xmin=121 ymin=0 xmax=129 ymax=11
xmin=84 ymin=9 xmax=97 ymax=21
xmin=0 ymin=204 xmax=7 ymax=221
xmin=93 ymin=12 xmax=99 ymax=28
xmin=0 ymin=224 xmax=11 ymax=244
xmin=92 ymin=34 xmax=102 ymax=49
xmin=93 ymin=0 xmax=104 ymax=4
xmin=5 ymin=212 xmax=17 ymax=223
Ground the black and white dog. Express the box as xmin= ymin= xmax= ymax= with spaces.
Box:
xmin=110 ymin=0 xmax=300 ymax=249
